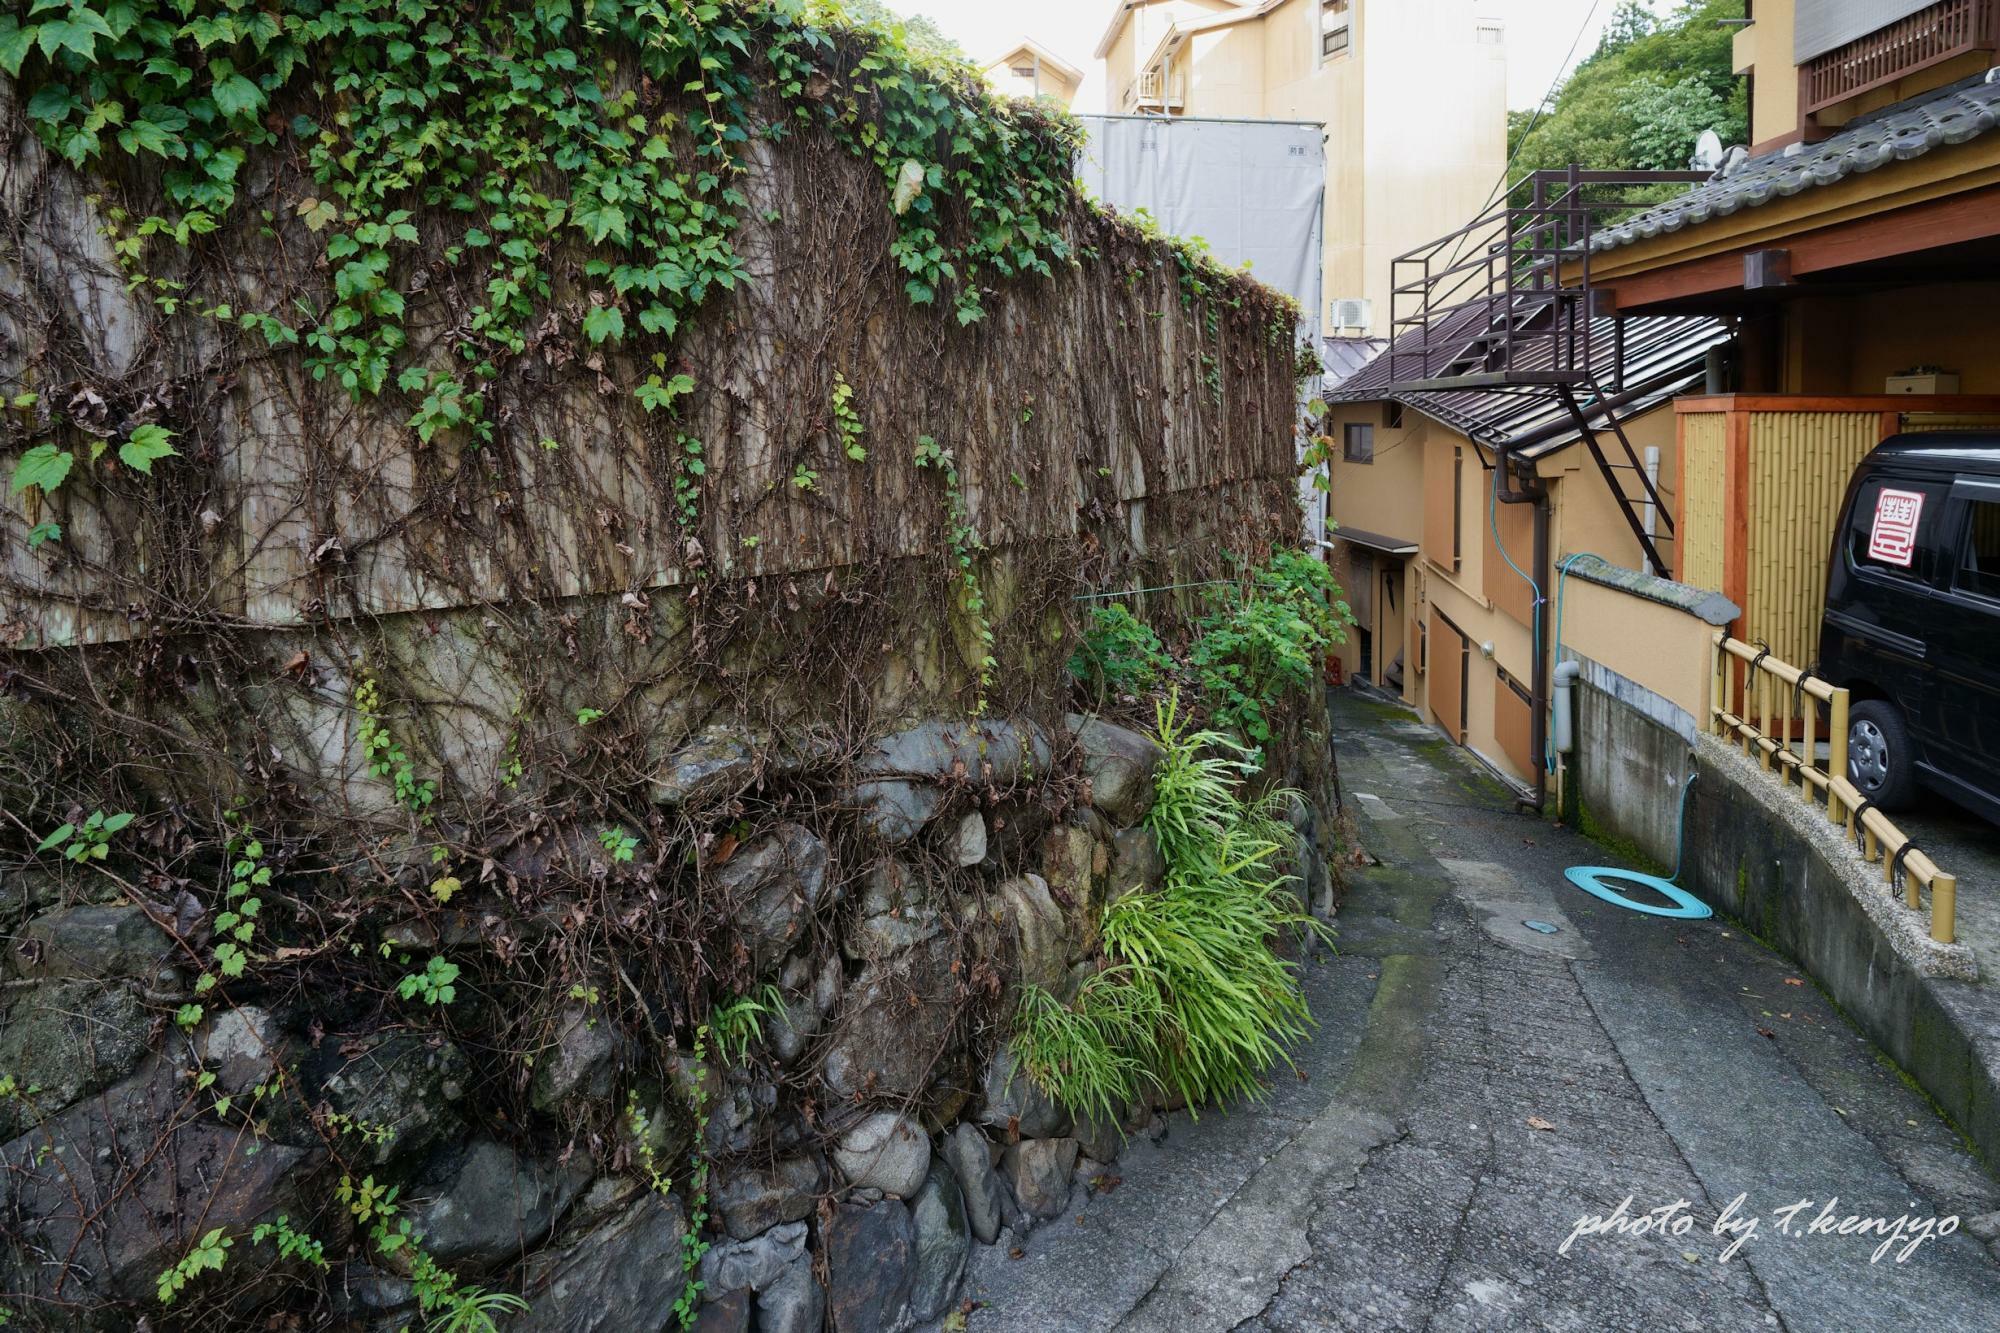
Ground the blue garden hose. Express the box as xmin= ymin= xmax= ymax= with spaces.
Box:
xmin=1496 ymin=503 xmax=1713 ymax=920
xmin=1548 ymin=553 xmax=1712 ymax=918
xmin=1565 ymin=761 xmax=1711 ymax=919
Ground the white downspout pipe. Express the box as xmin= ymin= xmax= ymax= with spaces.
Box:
xmin=1552 ymin=659 xmax=1582 ymax=756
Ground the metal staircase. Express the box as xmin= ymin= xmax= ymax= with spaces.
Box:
xmin=1382 ymin=168 xmax=1709 ymax=577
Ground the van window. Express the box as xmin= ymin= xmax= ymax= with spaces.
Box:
xmin=1847 ymin=478 xmax=1943 ymax=584
xmin=1957 ymin=499 xmax=2000 ymax=601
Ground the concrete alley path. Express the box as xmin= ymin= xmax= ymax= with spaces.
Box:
xmin=942 ymin=691 xmax=2000 ymax=1333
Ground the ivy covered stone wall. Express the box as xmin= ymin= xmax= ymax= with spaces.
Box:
xmin=0 ymin=4 xmax=1327 ymax=1330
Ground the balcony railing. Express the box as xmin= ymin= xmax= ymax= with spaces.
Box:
xmin=1384 ymin=168 xmax=1707 ymax=393
xmin=1129 ymin=68 xmax=1181 ymax=110
xmin=1802 ymin=0 xmax=2000 ymax=116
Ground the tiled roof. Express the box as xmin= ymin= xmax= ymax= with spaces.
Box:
xmin=1327 ymin=303 xmax=1729 ymax=454
xmin=1590 ymin=75 xmax=2000 ymax=253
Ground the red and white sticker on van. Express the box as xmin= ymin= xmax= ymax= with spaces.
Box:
xmin=1867 ymin=487 xmax=1925 ymax=567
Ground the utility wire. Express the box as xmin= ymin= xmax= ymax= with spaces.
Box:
xmin=1434 ymin=0 xmax=1609 ymax=279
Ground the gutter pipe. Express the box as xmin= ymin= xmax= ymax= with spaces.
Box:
xmin=1491 ymin=448 xmax=1550 ymax=815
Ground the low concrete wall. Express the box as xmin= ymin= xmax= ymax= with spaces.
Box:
xmin=1570 ymin=674 xmax=2000 ymax=1166
xmin=1568 ymin=664 xmax=1695 ymax=871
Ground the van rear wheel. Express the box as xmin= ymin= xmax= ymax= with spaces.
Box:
xmin=1848 ymin=700 xmax=1917 ymax=810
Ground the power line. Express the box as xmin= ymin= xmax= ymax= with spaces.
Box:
xmin=1489 ymin=0 xmax=1610 ymax=209
xmin=1437 ymin=0 xmax=1609 ymax=280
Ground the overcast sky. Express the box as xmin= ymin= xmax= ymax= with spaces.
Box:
xmin=909 ymin=0 xmax=1658 ymax=115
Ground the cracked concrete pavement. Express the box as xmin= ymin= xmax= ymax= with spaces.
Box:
xmin=939 ymin=692 xmax=2000 ymax=1332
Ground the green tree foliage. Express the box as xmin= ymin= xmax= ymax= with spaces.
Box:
xmin=1597 ymin=0 xmax=1658 ymax=54
xmin=1510 ymin=0 xmax=1747 ymax=176
xmin=841 ymin=0 xmax=965 ymax=62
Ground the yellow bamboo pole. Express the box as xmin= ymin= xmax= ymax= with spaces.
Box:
xmin=1800 ymin=695 xmax=1817 ymax=807
xmin=1826 ymin=688 xmax=1849 ymax=825
xmin=1934 ymin=875 xmax=1958 ymax=945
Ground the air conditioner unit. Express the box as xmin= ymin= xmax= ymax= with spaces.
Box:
xmin=1330 ymin=298 xmax=1371 ymax=331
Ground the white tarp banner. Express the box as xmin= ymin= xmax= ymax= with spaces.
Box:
xmin=1074 ymin=115 xmax=1325 ymax=322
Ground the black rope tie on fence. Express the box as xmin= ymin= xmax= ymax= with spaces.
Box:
xmin=1789 ymin=666 xmax=1821 ymax=727
xmin=1890 ymin=840 xmax=1927 ymax=892
xmin=1776 ymin=665 xmax=1823 ymax=777
xmin=1849 ymin=797 xmax=1877 ymax=852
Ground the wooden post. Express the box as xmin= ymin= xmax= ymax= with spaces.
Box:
xmin=1800 ymin=696 xmax=1817 ymax=807
xmin=1757 ymin=665 xmax=1771 ymax=771
xmin=1827 ymin=689 xmax=1849 ymax=824
xmin=1711 ymin=634 xmax=1725 ymax=736
xmin=1933 ymin=874 xmax=1958 ymax=945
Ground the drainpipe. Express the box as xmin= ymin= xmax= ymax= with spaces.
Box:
xmin=1552 ymin=660 xmax=1582 ymax=755
xmin=1494 ymin=448 xmax=1551 ymax=814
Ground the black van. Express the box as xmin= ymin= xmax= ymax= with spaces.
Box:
xmin=1818 ymin=434 xmax=2000 ymax=823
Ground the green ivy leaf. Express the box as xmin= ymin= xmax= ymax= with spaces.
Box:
xmin=117 ymin=425 xmax=177 ymax=475
xmin=116 ymin=117 xmax=179 ymax=157
xmin=11 ymin=443 xmax=73 ymax=496
xmin=24 ymin=84 xmax=76 ymax=123
xmin=581 ymin=304 xmax=624 ymax=345
xmin=210 ymin=72 xmax=262 ymax=119
xmin=26 ymin=520 xmax=61 ymax=548
xmin=0 ymin=18 xmax=35 ymax=78
xmin=38 ymin=10 xmax=112 ymax=61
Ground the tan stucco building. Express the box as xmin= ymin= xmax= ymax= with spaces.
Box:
xmin=1320 ymin=315 xmax=1728 ymax=788
xmin=1093 ymin=0 xmax=1506 ymax=338
xmin=983 ymin=39 xmax=1085 ymax=107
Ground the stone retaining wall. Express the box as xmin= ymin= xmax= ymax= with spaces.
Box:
xmin=2 ymin=710 xmax=1338 ymax=1330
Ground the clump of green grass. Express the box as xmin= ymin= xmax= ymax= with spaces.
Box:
xmin=1011 ymin=968 xmax=1164 ymax=1126
xmin=710 ymin=984 xmax=784 ymax=1065
xmin=1013 ymin=692 xmax=1329 ymax=1119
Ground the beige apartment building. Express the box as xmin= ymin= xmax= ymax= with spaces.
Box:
xmin=1093 ymin=0 xmax=1507 ymax=337
xmin=1320 ymin=314 xmax=1728 ymax=788
xmin=983 ymin=39 xmax=1085 ymax=107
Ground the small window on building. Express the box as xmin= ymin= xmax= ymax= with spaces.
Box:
xmin=1474 ymin=20 xmax=1503 ymax=45
xmin=1010 ymin=66 xmax=1035 ymax=79
xmin=1385 ymin=402 xmax=1404 ymax=429
xmin=1320 ymin=0 xmax=1352 ymax=59
xmin=1344 ymin=422 xmax=1374 ymax=463
xmin=1957 ymin=499 xmax=2000 ymax=600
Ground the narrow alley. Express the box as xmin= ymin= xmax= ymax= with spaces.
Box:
xmin=949 ymin=692 xmax=2000 ymax=1332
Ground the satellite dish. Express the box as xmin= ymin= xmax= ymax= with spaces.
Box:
xmin=1691 ymin=129 xmax=1724 ymax=172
